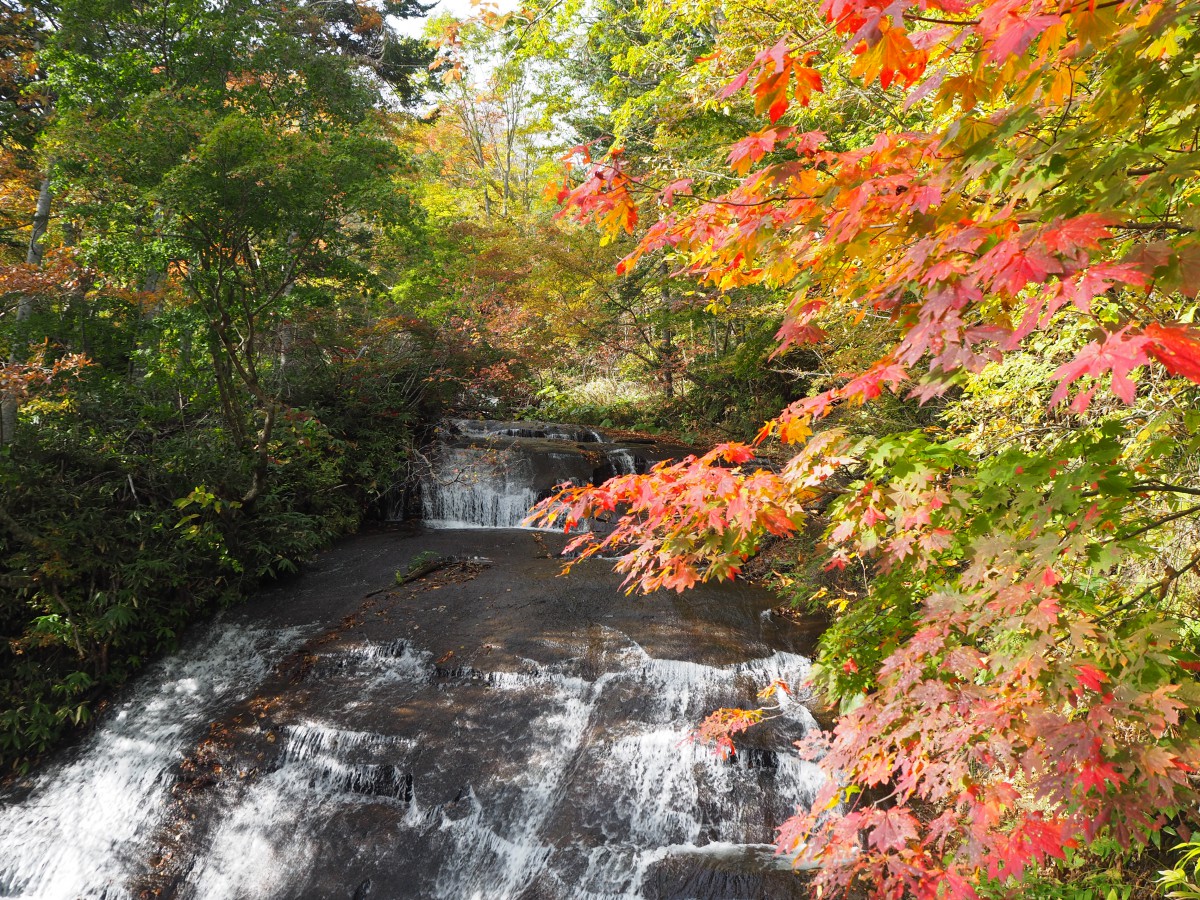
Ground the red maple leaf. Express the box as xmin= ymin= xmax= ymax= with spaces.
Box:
xmin=791 ymin=130 xmax=827 ymax=155
xmin=660 ymin=178 xmax=694 ymax=206
xmin=1040 ymin=214 xmax=1116 ymax=255
xmin=867 ymin=807 xmax=920 ymax=853
xmin=1144 ymin=322 xmax=1200 ymax=383
xmin=727 ymin=127 xmax=791 ymax=175
xmin=1050 ymin=327 xmax=1151 ymax=409
xmin=1075 ymin=664 xmax=1108 ymax=693
xmin=718 ymin=65 xmax=752 ymax=99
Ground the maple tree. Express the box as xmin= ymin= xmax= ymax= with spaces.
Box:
xmin=525 ymin=0 xmax=1200 ymax=894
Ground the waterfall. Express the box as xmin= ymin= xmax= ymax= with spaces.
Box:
xmin=171 ymin=638 xmax=823 ymax=900
xmin=0 ymin=622 xmax=309 ymax=900
xmin=419 ymin=445 xmax=543 ymax=529
xmin=606 ymin=447 xmax=641 ymax=476
xmin=416 ymin=420 xmax=693 ymax=528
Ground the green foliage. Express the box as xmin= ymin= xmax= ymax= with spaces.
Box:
xmin=1162 ymin=838 xmax=1200 ymax=900
xmin=532 ymin=378 xmax=656 ymax=430
xmin=0 ymin=0 xmax=448 ymax=773
xmin=0 ymin=363 xmax=417 ymax=772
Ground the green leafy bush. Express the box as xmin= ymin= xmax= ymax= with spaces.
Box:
xmin=0 ymin=372 xmax=415 ymax=774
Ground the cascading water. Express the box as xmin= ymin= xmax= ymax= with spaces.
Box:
xmin=0 ymin=421 xmax=824 ymax=899
xmin=171 ymin=636 xmax=821 ymax=900
xmin=419 ymin=444 xmax=544 ymax=529
xmin=450 ymin=419 xmax=608 ymax=444
xmin=0 ymin=622 xmax=309 ymax=900
xmin=415 ymin=420 xmax=694 ymax=529
xmin=605 ymin=447 xmax=641 ymax=476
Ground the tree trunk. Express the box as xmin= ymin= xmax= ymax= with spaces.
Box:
xmin=661 ymin=322 xmax=675 ymax=401
xmin=1 ymin=165 xmax=53 ymax=445
xmin=274 ymin=230 xmax=299 ymax=400
xmin=241 ymin=400 xmax=279 ymax=506
xmin=657 ymin=271 xmax=676 ymax=400
xmin=277 ymin=320 xmax=294 ymax=400
xmin=658 ymin=276 xmax=674 ymax=401
xmin=129 ymin=206 xmax=168 ymax=382
xmin=26 ymin=168 xmax=52 ymax=267
xmin=129 ymin=268 xmax=165 ymax=382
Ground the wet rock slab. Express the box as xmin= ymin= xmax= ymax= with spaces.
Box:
xmin=1 ymin=527 xmax=824 ymax=900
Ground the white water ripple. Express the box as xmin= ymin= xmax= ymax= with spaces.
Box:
xmin=0 ymin=621 xmax=309 ymax=900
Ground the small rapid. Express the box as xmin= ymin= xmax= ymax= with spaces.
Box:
xmin=174 ymin=637 xmax=821 ymax=900
xmin=414 ymin=420 xmax=690 ymax=529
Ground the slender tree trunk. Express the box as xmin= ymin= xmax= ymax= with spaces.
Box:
xmin=501 ymin=137 xmax=512 ymax=217
xmin=26 ymin=169 xmax=52 ymax=268
xmin=2 ymin=165 xmax=53 ymax=445
xmin=661 ymin=322 xmax=675 ymax=401
xmin=130 ymin=205 xmax=169 ymax=382
xmin=275 ymin=230 xmax=298 ymax=400
xmin=241 ymin=400 xmax=279 ymax=506
xmin=129 ymin=268 xmax=165 ymax=382
xmin=658 ymin=272 xmax=675 ymax=402
xmin=657 ymin=290 xmax=676 ymax=400
xmin=277 ymin=320 xmax=294 ymax=400
xmin=207 ymin=323 xmax=246 ymax=447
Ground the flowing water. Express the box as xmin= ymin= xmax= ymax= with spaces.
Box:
xmin=0 ymin=421 xmax=824 ymax=899
xmin=415 ymin=421 xmax=691 ymax=529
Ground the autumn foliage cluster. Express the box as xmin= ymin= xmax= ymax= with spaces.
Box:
xmin=531 ymin=0 xmax=1200 ymax=894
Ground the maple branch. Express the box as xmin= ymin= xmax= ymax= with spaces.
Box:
xmin=1129 ymin=480 xmax=1200 ymax=498
xmin=0 ymin=501 xmax=39 ymax=547
xmin=1105 ymin=503 xmax=1200 ymax=545
xmin=1121 ymin=544 xmax=1200 ymax=612
xmin=727 ymin=0 xmax=788 ymax=24
xmin=902 ymin=0 xmax=1122 ymax=31
xmin=903 ymin=12 xmax=979 ymax=25
xmin=1119 ymin=221 xmax=1194 ymax=234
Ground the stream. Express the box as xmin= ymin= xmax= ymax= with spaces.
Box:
xmin=0 ymin=421 xmax=824 ymax=900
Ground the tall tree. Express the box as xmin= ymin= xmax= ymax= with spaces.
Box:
xmin=306 ymin=0 xmax=436 ymax=105
xmin=0 ymin=0 xmax=54 ymax=444
xmin=28 ymin=0 xmax=412 ymax=493
xmin=432 ymin=16 xmax=545 ymax=219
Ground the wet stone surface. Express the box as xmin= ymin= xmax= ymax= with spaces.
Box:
xmin=0 ymin=528 xmax=824 ymax=900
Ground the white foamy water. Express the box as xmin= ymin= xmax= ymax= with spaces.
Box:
xmin=2 ymin=421 xmax=825 ymax=899
xmin=0 ymin=621 xmax=308 ymax=900
xmin=172 ymin=637 xmax=823 ymax=900
xmin=421 ymin=446 xmax=542 ymax=529
xmin=606 ymin=447 xmax=640 ymax=475
xmin=183 ymin=719 xmax=422 ymax=900
xmin=451 ymin=419 xmax=607 ymax=444
xmin=432 ymin=648 xmax=823 ymax=899
xmin=419 ymin=426 xmax=659 ymax=529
